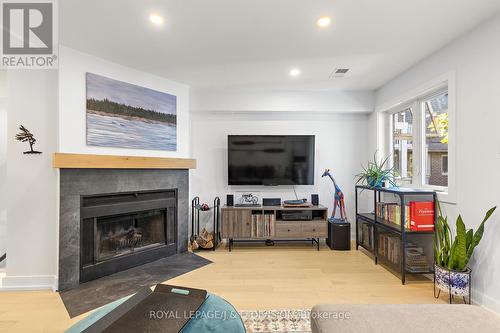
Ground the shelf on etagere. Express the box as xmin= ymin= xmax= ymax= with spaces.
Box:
xmin=404 ymin=229 xmax=435 ymax=235
xmin=357 ymin=213 xmax=435 ymax=234
xmin=377 ymin=216 xmax=435 ymax=234
xmin=376 ymin=218 xmax=403 ymax=234
xmin=355 ymin=185 xmax=435 ymax=195
xmin=405 ymin=268 xmax=434 ymax=274
xmin=357 ymin=213 xmax=375 ymax=223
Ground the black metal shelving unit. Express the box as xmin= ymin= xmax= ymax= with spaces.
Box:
xmin=355 ymin=185 xmax=436 ymax=284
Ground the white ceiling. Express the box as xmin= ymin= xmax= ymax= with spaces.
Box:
xmin=60 ymin=0 xmax=500 ymax=90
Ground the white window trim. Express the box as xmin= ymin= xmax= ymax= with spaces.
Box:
xmin=375 ymin=71 xmax=456 ymax=204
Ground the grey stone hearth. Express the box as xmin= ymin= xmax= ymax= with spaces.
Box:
xmin=58 ymin=169 xmax=189 ymax=291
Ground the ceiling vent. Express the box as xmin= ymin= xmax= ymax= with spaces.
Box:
xmin=329 ymin=68 xmax=350 ymax=78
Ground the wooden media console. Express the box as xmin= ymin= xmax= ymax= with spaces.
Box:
xmin=221 ymin=205 xmax=328 ymax=251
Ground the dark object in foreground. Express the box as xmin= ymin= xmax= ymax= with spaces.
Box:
xmin=82 ymin=284 xmax=207 ymax=333
xmin=326 ymin=219 xmax=351 ymax=250
xmin=15 ymin=125 xmax=42 ymax=154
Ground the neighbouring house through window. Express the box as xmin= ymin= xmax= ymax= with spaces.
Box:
xmin=441 ymin=155 xmax=448 ymax=175
xmin=391 ymin=108 xmax=413 ymax=185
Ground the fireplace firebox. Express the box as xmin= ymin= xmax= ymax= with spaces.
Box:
xmin=80 ymin=189 xmax=177 ymax=283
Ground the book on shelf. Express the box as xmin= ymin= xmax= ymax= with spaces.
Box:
xmin=409 ymin=202 xmax=435 ymax=231
xmin=378 ymin=233 xmax=400 ymax=265
xmin=251 ymin=213 xmax=275 ymax=238
xmin=375 ymin=201 xmax=434 ymax=231
xmin=376 ymin=202 xmax=410 ymax=228
xmin=359 ymin=223 xmax=373 ymax=249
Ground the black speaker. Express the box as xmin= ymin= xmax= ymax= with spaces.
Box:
xmin=327 ymin=220 xmax=351 ymax=250
xmin=226 ymin=194 xmax=234 ymax=206
xmin=263 ymin=198 xmax=281 ymax=206
xmin=311 ymin=194 xmax=319 ymax=206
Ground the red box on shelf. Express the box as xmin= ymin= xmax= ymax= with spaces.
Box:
xmin=409 ymin=202 xmax=435 ymax=231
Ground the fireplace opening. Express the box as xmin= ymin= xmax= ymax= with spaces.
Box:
xmin=80 ymin=189 xmax=177 ymax=283
xmin=95 ymin=209 xmax=166 ymax=262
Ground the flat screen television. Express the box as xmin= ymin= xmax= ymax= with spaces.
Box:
xmin=228 ymin=135 xmax=315 ymax=185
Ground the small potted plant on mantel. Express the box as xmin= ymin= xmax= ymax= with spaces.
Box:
xmin=434 ymin=205 xmax=496 ymax=303
xmin=355 ymin=152 xmax=397 ymax=188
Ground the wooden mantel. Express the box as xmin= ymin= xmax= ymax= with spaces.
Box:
xmin=53 ymin=153 xmax=196 ymax=169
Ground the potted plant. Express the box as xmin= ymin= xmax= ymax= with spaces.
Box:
xmin=355 ymin=152 xmax=397 ymax=188
xmin=434 ymin=205 xmax=496 ymax=303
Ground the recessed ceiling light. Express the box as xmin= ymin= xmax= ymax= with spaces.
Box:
xmin=289 ymin=68 xmax=301 ymax=77
xmin=317 ymin=16 xmax=331 ymax=28
xmin=149 ymin=14 xmax=164 ymax=26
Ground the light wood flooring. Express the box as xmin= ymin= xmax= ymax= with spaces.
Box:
xmin=0 ymin=243 xmax=446 ymax=332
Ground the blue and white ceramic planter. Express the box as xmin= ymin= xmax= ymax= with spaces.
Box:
xmin=434 ymin=264 xmax=471 ymax=297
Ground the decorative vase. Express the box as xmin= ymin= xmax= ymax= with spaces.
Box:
xmin=434 ymin=263 xmax=471 ymax=303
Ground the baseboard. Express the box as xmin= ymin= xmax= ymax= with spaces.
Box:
xmin=0 ymin=275 xmax=57 ymax=291
xmin=472 ymin=288 xmax=500 ymax=314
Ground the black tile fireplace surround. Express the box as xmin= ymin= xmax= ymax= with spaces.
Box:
xmin=80 ymin=189 xmax=178 ymax=283
xmin=58 ymin=169 xmax=189 ymax=291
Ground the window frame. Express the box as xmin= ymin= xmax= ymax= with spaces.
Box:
xmin=377 ymin=72 xmax=456 ymax=204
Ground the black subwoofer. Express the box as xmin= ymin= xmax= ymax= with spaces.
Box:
xmin=326 ymin=220 xmax=351 ymax=250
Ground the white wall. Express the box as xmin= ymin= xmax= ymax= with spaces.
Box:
xmin=191 ymin=89 xmax=373 ymax=113
xmin=0 ymin=70 xmax=7 ymax=264
xmin=375 ymin=14 xmax=500 ymax=312
xmin=58 ymin=46 xmax=191 ymax=158
xmin=2 ymin=70 xmax=59 ymax=289
xmin=190 ymin=110 xmax=370 ymax=236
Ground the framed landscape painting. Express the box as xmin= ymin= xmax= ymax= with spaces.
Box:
xmin=86 ymin=73 xmax=177 ymax=151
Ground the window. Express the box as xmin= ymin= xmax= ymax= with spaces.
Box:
xmin=423 ymin=91 xmax=448 ymax=187
xmin=387 ymin=87 xmax=449 ymax=191
xmin=391 ymin=108 xmax=413 ymax=185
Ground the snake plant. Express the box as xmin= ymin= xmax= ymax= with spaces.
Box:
xmin=435 ymin=204 xmax=496 ymax=271
xmin=355 ymin=152 xmax=397 ymax=188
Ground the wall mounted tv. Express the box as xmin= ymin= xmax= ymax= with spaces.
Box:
xmin=228 ymin=135 xmax=315 ymax=185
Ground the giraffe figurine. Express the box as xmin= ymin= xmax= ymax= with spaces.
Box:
xmin=321 ymin=169 xmax=347 ymax=221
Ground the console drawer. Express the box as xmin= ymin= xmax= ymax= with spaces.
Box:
xmin=302 ymin=222 xmax=327 ymax=237
xmin=275 ymin=222 xmax=303 ymax=238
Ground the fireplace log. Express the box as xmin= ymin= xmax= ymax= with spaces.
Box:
xmin=191 ymin=228 xmax=215 ymax=249
xmin=201 ymin=240 xmax=214 ymax=249
xmin=109 ymin=228 xmax=143 ymax=250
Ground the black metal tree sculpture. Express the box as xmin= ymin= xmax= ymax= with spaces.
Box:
xmin=15 ymin=125 xmax=42 ymax=154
